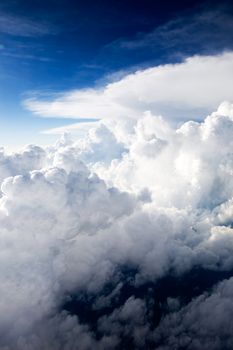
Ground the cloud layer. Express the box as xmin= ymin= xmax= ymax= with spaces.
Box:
xmin=25 ymin=52 xmax=233 ymax=125
xmin=1 ymin=102 xmax=233 ymax=348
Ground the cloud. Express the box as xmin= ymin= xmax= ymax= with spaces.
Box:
xmin=154 ymin=276 xmax=233 ymax=349
xmin=0 ymin=144 xmax=46 ymax=183
xmin=0 ymin=147 xmax=135 ymax=348
xmin=0 ymin=11 xmax=56 ymax=37
xmin=117 ymin=7 xmax=233 ymax=54
xmin=88 ymin=102 xmax=233 ymax=209
xmin=1 ymin=103 xmax=233 ymax=348
xmin=25 ymin=52 xmax=233 ymax=124
xmin=42 ymin=121 xmax=100 ymax=135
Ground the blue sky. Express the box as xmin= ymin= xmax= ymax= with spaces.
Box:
xmin=0 ymin=0 xmax=233 ymax=148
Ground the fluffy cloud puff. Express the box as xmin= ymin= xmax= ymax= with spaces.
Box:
xmin=1 ymin=102 xmax=233 ymax=348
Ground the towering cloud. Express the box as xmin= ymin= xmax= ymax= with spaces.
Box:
xmin=1 ymin=102 xmax=233 ymax=349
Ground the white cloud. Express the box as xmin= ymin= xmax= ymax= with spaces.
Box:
xmin=1 ymin=102 xmax=233 ymax=348
xmin=25 ymin=52 xmax=233 ymax=125
xmin=42 ymin=121 xmax=100 ymax=135
xmin=0 ymin=144 xmax=46 ymax=183
xmin=89 ymin=102 xmax=233 ymax=209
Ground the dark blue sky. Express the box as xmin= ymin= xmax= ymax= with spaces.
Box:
xmin=0 ymin=0 xmax=233 ymax=147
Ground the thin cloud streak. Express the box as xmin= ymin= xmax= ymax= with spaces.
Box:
xmin=106 ymin=7 xmax=233 ymax=55
xmin=0 ymin=10 xmax=57 ymax=37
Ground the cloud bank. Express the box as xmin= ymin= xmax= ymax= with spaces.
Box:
xmin=1 ymin=101 xmax=233 ymax=348
xmin=25 ymin=52 xmax=233 ymax=125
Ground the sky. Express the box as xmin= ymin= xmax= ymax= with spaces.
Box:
xmin=0 ymin=0 xmax=233 ymax=148
xmin=1 ymin=1 xmax=233 ymax=349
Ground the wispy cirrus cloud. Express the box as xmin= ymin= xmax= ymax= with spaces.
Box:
xmin=0 ymin=11 xmax=57 ymax=37
xmin=105 ymin=7 xmax=233 ymax=58
xmin=1 ymin=50 xmax=53 ymax=62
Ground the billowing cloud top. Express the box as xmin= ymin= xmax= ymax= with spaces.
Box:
xmin=1 ymin=100 xmax=233 ymax=349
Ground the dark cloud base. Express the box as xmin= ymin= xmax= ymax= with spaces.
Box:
xmin=63 ymin=266 xmax=233 ymax=349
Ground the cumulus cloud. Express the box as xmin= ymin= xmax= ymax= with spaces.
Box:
xmin=154 ymin=277 xmax=233 ymax=349
xmin=0 ymin=145 xmax=46 ymax=183
xmin=1 ymin=102 xmax=233 ymax=348
xmin=24 ymin=52 xmax=233 ymax=124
